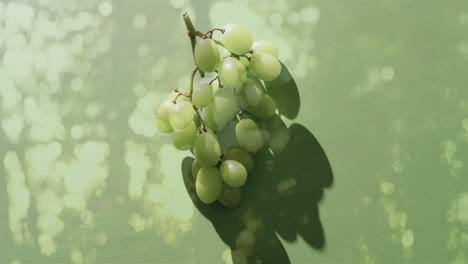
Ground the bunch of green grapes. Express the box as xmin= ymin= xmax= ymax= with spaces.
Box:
xmin=155 ymin=15 xmax=290 ymax=207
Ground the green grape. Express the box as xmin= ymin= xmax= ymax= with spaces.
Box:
xmin=196 ymin=167 xmax=223 ymax=204
xmin=192 ymin=159 xmax=202 ymax=179
xmin=223 ymin=147 xmax=254 ymax=173
xmin=222 ymin=47 xmax=249 ymax=67
xmin=240 ymin=56 xmax=249 ymax=68
xmin=222 ymin=24 xmax=253 ymax=55
xmin=194 ymin=130 xmax=221 ymax=167
xmin=172 ymin=121 xmax=196 ymax=150
xmin=192 ymin=78 xmax=213 ymax=108
xmin=218 ymin=185 xmax=242 ymax=208
xmin=264 ymin=114 xmax=290 ymax=154
xmin=236 ymin=91 xmax=248 ymax=109
xmin=252 ymin=40 xmax=279 ymax=57
xmin=249 ymin=53 xmax=281 ymax=81
xmin=212 ymin=87 xmax=238 ymax=126
xmin=201 ymin=103 xmax=217 ymax=131
xmin=235 ymin=119 xmax=263 ymax=153
xmin=169 ymin=101 xmax=194 ymax=130
xmin=241 ymin=80 xmax=264 ymax=106
xmin=201 ymin=103 xmax=226 ymax=132
xmin=220 ymin=160 xmax=247 ymax=187
xmin=155 ymin=118 xmax=172 ymax=134
xmin=221 ymin=47 xmax=231 ymax=57
xmin=211 ymin=79 xmax=221 ymax=94
xmin=155 ymin=100 xmax=175 ymax=134
xmin=194 ymin=38 xmax=220 ymax=72
xmin=218 ymin=57 xmax=246 ymax=90
xmin=245 ymin=94 xmax=276 ymax=119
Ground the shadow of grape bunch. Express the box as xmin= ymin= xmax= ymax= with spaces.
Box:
xmin=181 ymin=123 xmax=334 ymax=263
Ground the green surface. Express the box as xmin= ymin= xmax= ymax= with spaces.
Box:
xmin=1 ymin=0 xmax=468 ymax=263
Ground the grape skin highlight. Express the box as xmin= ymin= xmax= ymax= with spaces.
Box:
xmin=195 ymin=38 xmax=221 ymax=72
xmin=223 ymin=147 xmax=255 ymax=173
xmin=222 ymin=24 xmax=253 ymax=55
xmin=196 ymin=167 xmax=223 ymax=204
xmin=220 ymin=160 xmax=248 ymax=187
xmin=249 ymin=53 xmax=281 ymax=81
xmin=194 ymin=131 xmax=222 ymax=167
xmin=192 ymin=77 xmax=213 ymax=108
xmin=218 ymin=57 xmax=247 ymax=90
xmin=212 ymin=87 xmax=238 ymax=126
xmin=252 ymin=40 xmax=279 ymax=57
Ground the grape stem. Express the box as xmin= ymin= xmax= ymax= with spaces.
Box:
xmin=231 ymin=50 xmax=253 ymax=60
xmin=203 ymin=28 xmax=225 ymax=39
xmin=209 ymin=75 xmax=223 ymax=88
xmin=174 ymin=88 xmax=190 ymax=97
xmin=194 ymin=106 xmax=207 ymax=133
xmin=172 ymin=88 xmax=190 ymax=103
xmin=196 ymin=31 xmax=224 ymax=47
xmin=189 ymin=66 xmax=207 ymax=132
xmin=209 ymin=76 xmax=218 ymax=85
xmin=172 ymin=94 xmax=183 ymax=103
xmin=183 ymin=13 xmax=208 ymax=133
xmin=189 ymin=66 xmax=198 ymax=96
xmin=183 ymin=12 xmax=205 ymax=78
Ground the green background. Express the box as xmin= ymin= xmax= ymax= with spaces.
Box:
xmin=1 ymin=0 xmax=468 ymax=263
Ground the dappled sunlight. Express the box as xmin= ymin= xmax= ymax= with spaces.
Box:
xmin=441 ymin=140 xmax=464 ymax=176
xmin=125 ymin=144 xmax=194 ymax=244
xmin=125 ymin=140 xmax=151 ymax=200
xmin=22 ymin=143 xmax=59 ymax=256
xmin=36 ymin=190 xmax=64 ymax=256
xmin=447 ymin=193 xmax=468 ymax=263
xmin=128 ymin=92 xmax=159 ymax=137
xmin=4 ymin=151 xmax=32 ymax=246
xmin=1 ymin=0 xmax=113 ymax=260
xmin=62 ymin=141 xmax=110 ymax=210
xmin=351 ymin=66 xmax=395 ymax=98
xmin=448 ymin=193 xmax=468 ymax=224
xmin=22 ymin=140 xmax=109 ymax=256
xmin=376 ymin=126 xmax=414 ymax=259
xmin=0 ymin=0 xmax=466 ymax=263
xmin=357 ymin=236 xmax=377 ymax=264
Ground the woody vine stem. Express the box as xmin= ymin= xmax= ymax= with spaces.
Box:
xmin=182 ymin=12 xmax=207 ymax=132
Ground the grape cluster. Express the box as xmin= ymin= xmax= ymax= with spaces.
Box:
xmin=155 ymin=19 xmax=290 ymax=207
